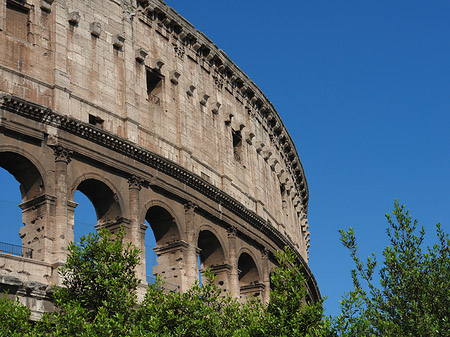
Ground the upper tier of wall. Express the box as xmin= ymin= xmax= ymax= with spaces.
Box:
xmin=0 ymin=0 xmax=311 ymax=258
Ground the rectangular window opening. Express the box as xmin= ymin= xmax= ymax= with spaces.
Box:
xmin=88 ymin=114 xmax=104 ymax=128
xmin=146 ymin=67 xmax=162 ymax=106
xmin=6 ymin=0 xmax=29 ymax=41
xmin=232 ymin=129 xmax=243 ymax=163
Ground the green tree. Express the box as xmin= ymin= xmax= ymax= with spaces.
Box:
xmin=37 ymin=228 xmax=142 ymax=336
xmin=0 ymin=295 xmax=33 ymax=337
xmin=0 ymin=227 xmax=325 ymax=336
xmin=264 ymin=248 xmax=325 ymax=337
xmin=138 ymin=271 xmax=265 ymax=336
xmin=329 ymin=200 xmax=450 ymax=336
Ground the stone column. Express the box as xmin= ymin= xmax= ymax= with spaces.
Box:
xmin=227 ymin=226 xmax=240 ymax=299
xmin=51 ymin=145 xmax=72 ymax=283
xmin=184 ymin=201 xmax=198 ymax=289
xmin=127 ymin=175 xmax=145 ymax=281
xmin=261 ymin=248 xmax=270 ymax=303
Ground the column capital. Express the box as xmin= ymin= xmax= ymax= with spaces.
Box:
xmin=128 ymin=175 xmax=144 ymax=190
xmin=51 ymin=145 xmax=73 ymax=164
xmin=260 ymin=248 xmax=269 ymax=260
xmin=227 ymin=226 xmax=238 ymax=238
xmin=184 ymin=201 xmax=198 ymax=214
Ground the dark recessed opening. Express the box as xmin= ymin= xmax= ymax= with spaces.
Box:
xmin=232 ymin=129 xmax=242 ymax=163
xmin=88 ymin=114 xmax=104 ymax=128
xmin=146 ymin=67 xmax=163 ymax=105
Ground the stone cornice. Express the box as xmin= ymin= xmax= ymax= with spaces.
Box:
xmin=0 ymin=93 xmax=319 ymax=302
xmin=137 ymin=0 xmax=309 ymax=210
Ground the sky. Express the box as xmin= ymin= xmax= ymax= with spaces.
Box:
xmin=1 ymin=0 xmax=449 ymax=317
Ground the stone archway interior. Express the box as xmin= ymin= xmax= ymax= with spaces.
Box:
xmin=198 ymin=230 xmax=224 ymax=268
xmin=76 ymin=179 xmax=122 ymax=227
xmin=69 ymin=179 xmax=124 ymax=253
xmin=145 ymin=205 xmax=182 ymax=291
xmin=238 ymin=252 xmax=259 ymax=286
xmin=238 ymin=252 xmax=263 ymax=301
xmin=145 ymin=206 xmax=179 ymax=246
xmin=197 ymin=230 xmax=228 ymax=292
xmin=0 ymin=152 xmax=44 ymax=258
xmin=0 ymin=152 xmax=43 ymax=202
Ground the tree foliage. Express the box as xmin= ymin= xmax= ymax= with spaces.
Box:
xmin=0 ymin=228 xmax=323 ymax=336
xmin=2 ymin=201 xmax=449 ymax=336
xmin=328 ymin=200 xmax=450 ymax=336
xmin=265 ymin=248 xmax=324 ymax=337
xmin=0 ymin=295 xmax=32 ymax=337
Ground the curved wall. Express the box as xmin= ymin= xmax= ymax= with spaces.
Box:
xmin=0 ymin=0 xmax=318 ymax=310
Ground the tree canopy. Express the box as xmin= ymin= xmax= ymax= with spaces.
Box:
xmin=0 ymin=229 xmax=323 ymax=336
xmin=1 ymin=201 xmax=449 ymax=336
xmin=327 ymin=200 xmax=450 ymax=336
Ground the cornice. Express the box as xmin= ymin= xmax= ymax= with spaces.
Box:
xmin=0 ymin=93 xmax=319 ymax=302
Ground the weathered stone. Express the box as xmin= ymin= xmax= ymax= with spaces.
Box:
xmin=0 ymin=0 xmax=319 ymax=315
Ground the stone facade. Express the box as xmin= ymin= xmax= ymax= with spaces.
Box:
xmin=0 ymin=0 xmax=319 ymax=316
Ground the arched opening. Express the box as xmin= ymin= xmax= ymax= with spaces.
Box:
xmin=197 ymin=230 xmax=228 ymax=292
xmin=71 ymin=179 xmax=123 ymax=246
xmin=72 ymin=190 xmax=97 ymax=244
xmin=144 ymin=205 xmax=181 ymax=291
xmin=238 ymin=252 xmax=263 ymax=301
xmin=0 ymin=152 xmax=44 ymax=259
xmin=0 ymin=168 xmax=23 ymax=247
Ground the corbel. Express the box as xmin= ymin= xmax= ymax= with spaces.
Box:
xmin=113 ymin=33 xmax=126 ymax=49
xmin=68 ymin=12 xmax=81 ymax=26
xmin=245 ymin=131 xmax=255 ymax=145
xmin=192 ymin=41 xmax=202 ymax=51
xmin=256 ymin=142 xmax=265 ymax=154
xmin=186 ymin=85 xmax=196 ymax=97
xmin=135 ymin=48 xmax=148 ymax=62
xmin=224 ymin=113 xmax=234 ymax=125
xmin=155 ymin=59 xmax=165 ymax=71
xmin=211 ymin=101 xmax=221 ymax=114
xmin=90 ymin=22 xmax=102 ymax=37
xmin=199 ymin=92 xmax=210 ymax=106
xmin=170 ymin=70 xmax=181 ymax=85
xmin=40 ymin=0 xmax=54 ymax=12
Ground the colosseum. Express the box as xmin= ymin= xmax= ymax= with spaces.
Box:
xmin=0 ymin=0 xmax=319 ymax=317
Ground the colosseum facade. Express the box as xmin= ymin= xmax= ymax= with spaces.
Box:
xmin=0 ymin=0 xmax=319 ymax=318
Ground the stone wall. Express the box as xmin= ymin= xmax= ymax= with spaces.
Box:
xmin=0 ymin=0 xmax=318 ymax=316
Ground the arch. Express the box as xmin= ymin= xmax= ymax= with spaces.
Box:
xmin=238 ymin=251 xmax=264 ymax=301
xmin=197 ymin=229 xmax=226 ymax=269
xmin=0 ymin=149 xmax=45 ymax=201
xmin=237 ymin=247 xmax=261 ymax=276
xmin=144 ymin=204 xmax=181 ymax=247
xmin=196 ymin=224 xmax=229 ymax=262
xmin=197 ymin=228 xmax=230 ymax=291
xmin=143 ymin=201 xmax=183 ymax=291
xmin=0 ymin=150 xmax=46 ymax=259
xmin=70 ymin=173 xmax=124 ymax=226
xmin=238 ymin=252 xmax=260 ymax=286
xmin=141 ymin=199 xmax=182 ymax=240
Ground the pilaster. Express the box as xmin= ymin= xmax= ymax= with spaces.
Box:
xmin=227 ymin=226 xmax=240 ymax=298
xmin=184 ymin=201 xmax=198 ymax=290
xmin=50 ymin=145 xmax=72 ymax=266
xmin=127 ymin=174 xmax=145 ymax=280
xmin=261 ymin=248 xmax=270 ymax=303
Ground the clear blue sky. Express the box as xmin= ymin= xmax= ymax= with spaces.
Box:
xmin=1 ymin=0 xmax=449 ymax=317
